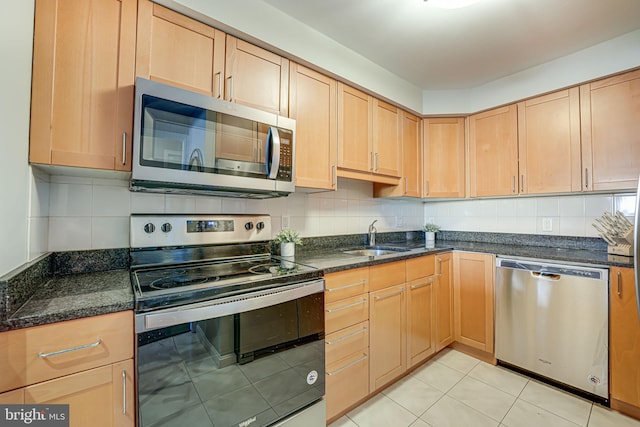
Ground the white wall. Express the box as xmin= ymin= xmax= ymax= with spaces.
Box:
xmin=424 ymin=193 xmax=636 ymax=237
xmin=423 ymin=29 xmax=640 ymax=114
xmin=0 ymin=2 xmax=34 ymax=276
xmin=46 ymin=177 xmax=423 ymax=251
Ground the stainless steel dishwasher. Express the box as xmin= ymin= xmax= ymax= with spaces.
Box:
xmin=495 ymin=257 xmax=609 ymax=402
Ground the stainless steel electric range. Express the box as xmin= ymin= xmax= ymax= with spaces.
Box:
xmin=130 ymin=214 xmax=325 ymax=427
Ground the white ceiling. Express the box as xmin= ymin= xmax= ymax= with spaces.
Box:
xmin=262 ymin=0 xmax=640 ymax=90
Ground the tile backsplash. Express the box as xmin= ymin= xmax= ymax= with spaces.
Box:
xmin=28 ymin=170 xmax=636 ymax=257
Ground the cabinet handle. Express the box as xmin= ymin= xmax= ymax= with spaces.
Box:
xmin=617 ymin=270 xmax=622 ymax=297
xmin=333 ymin=165 xmax=337 ymax=188
xmin=436 ymin=258 xmax=443 ymax=276
xmin=425 ymin=180 xmax=429 ymax=196
xmin=520 ymin=175 xmax=524 ymax=193
xmin=375 ymin=152 xmax=379 ymax=171
xmin=405 ymin=177 xmax=408 ymax=194
xmin=325 ymin=327 xmax=367 ymax=345
xmin=373 ymin=288 xmax=404 ymax=300
xmin=122 ymin=369 xmax=127 ymax=415
xmin=122 ymin=133 xmax=127 ymax=165
xmin=327 ymin=353 xmax=368 ymax=376
xmin=38 ymin=338 xmax=102 ymax=358
xmin=327 ymin=280 xmax=366 ymax=292
xmin=326 ymin=299 xmax=367 ymax=313
xmin=410 ymin=278 xmax=434 ymax=290
xmin=215 ymin=72 xmax=222 ymax=99
xmin=227 ymin=76 xmax=233 ymax=101
xmin=370 ymin=152 xmax=375 ymax=171
xmin=512 ymin=176 xmax=516 ymax=193
xmin=585 ymin=168 xmax=589 ymax=189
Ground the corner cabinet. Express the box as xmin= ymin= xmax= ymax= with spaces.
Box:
xmin=0 ymin=311 xmax=135 ymax=427
xmin=468 ymin=105 xmax=518 ymax=197
xmin=30 ymin=0 xmax=137 ymax=171
xmin=289 ymin=63 xmax=337 ymax=190
xmin=452 ymin=252 xmax=495 ymax=353
xmin=581 ymin=69 xmax=640 ymax=192
xmin=610 ymin=267 xmax=640 ymax=417
xmin=422 ymin=118 xmax=466 ymax=198
xmin=136 ymin=0 xmax=225 ymax=97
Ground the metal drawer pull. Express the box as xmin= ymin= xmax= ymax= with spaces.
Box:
xmin=373 ymin=288 xmax=404 ymax=300
xmin=327 ymin=280 xmax=366 ymax=292
xmin=326 ymin=299 xmax=367 ymax=313
xmin=617 ymin=270 xmax=622 ymax=297
xmin=122 ymin=370 xmax=127 ymax=414
xmin=531 ymin=271 xmax=561 ymax=281
xmin=122 ymin=133 xmax=127 ymax=165
xmin=215 ymin=72 xmax=222 ymax=98
xmin=327 ymin=354 xmax=368 ymax=376
xmin=38 ymin=338 xmax=102 ymax=358
xmin=410 ymin=279 xmax=434 ymax=290
xmin=326 ymin=327 xmax=367 ymax=345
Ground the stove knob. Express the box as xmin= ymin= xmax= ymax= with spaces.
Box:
xmin=161 ymin=223 xmax=172 ymax=233
xmin=245 ymin=221 xmax=254 ymax=231
xmin=256 ymin=221 xmax=265 ymax=231
xmin=144 ymin=223 xmax=156 ymax=234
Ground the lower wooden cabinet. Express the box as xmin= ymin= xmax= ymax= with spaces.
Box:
xmin=0 ymin=388 xmax=24 ymax=404
xmin=610 ymin=267 xmax=640 ymax=415
xmin=435 ymin=253 xmax=454 ymax=351
xmin=452 ymin=252 xmax=495 ymax=353
xmin=24 ymin=359 xmax=135 ymax=427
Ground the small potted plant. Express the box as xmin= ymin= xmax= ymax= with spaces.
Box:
xmin=273 ymin=228 xmax=302 ymax=257
xmin=423 ymin=223 xmax=440 ymax=248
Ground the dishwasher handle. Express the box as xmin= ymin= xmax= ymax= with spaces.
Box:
xmin=531 ymin=271 xmax=561 ymax=281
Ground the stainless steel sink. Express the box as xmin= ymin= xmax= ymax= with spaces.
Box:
xmin=342 ymin=246 xmax=409 ymax=257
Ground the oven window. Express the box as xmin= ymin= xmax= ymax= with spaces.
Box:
xmin=139 ymin=95 xmax=272 ymax=178
xmin=136 ymin=293 xmax=324 ymax=427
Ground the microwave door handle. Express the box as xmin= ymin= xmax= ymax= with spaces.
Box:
xmin=267 ymin=126 xmax=281 ymax=180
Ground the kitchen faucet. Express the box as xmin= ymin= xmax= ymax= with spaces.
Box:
xmin=368 ymin=220 xmax=378 ymax=247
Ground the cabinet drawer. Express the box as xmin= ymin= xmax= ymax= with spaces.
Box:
xmin=325 ymin=294 xmax=369 ymax=335
xmin=370 ymin=260 xmax=406 ymax=292
xmin=325 ymin=267 xmax=369 ymax=303
xmin=1 ymin=311 xmax=133 ymax=392
xmin=326 ymin=321 xmax=369 ymax=365
xmin=406 ymin=255 xmax=435 ymax=282
xmin=326 ymin=350 xmax=369 ymax=420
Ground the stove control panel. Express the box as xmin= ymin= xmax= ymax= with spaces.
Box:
xmin=131 ymin=214 xmax=272 ymax=248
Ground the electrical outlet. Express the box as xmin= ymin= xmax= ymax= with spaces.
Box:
xmin=282 ymin=215 xmax=290 ymax=228
xmin=542 ymin=217 xmax=553 ymax=232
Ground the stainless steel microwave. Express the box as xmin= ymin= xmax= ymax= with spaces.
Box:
xmin=131 ymin=78 xmax=296 ymax=198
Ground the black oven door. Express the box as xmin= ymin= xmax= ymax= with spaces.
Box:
xmin=135 ymin=281 xmax=325 ymax=427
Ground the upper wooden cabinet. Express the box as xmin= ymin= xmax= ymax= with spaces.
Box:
xmin=337 ymin=83 xmax=373 ymax=173
xmin=136 ymin=0 xmax=225 ymax=97
xmin=372 ymin=100 xmax=402 ymax=177
xmin=453 ymin=252 xmax=495 ymax=353
xmin=581 ymin=69 xmax=640 ymax=191
xmin=518 ymin=88 xmax=581 ymax=194
xmin=609 ymin=267 xmax=640 ymax=415
xmin=468 ymin=105 xmax=518 ymax=197
xmin=225 ymin=36 xmax=289 ymax=116
xmin=423 ymin=118 xmax=465 ymax=198
xmin=374 ymin=110 xmax=421 ymax=198
xmin=289 ymin=63 xmax=337 ymax=190
xmin=30 ymin=0 xmax=137 ymax=171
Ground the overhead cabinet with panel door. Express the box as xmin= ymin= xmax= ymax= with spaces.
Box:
xmin=30 ymin=0 xmax=137 ymax=171
xmin=422 ymin=117 xmax=466 ymax=198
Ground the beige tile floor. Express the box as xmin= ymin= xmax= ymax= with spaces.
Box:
xmin=328 ymin=349 xmax=640 ymax=427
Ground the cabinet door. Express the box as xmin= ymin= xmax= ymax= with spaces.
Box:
xmin=518 ymin=88 xmax=581 ymax=194
xmin=289 ymin=63 xmax=337 ymax=190
xmin=581 ymin=69 xmax=640 ymax=191
xmin=25 ymin=359 xmax=135 ymax=427
xmin=337 ymin=83 xmax=373 ymax=173
xmin=468 ymin=105 xmax=518 ymax=197
xmin=225 ymin=36 xmax=289 ymax=116
xmin=326 ymin=350 xmax=369 ymax=421
xmin=423 ymin=118 xmax=465 ymax=198
xmin=136 ymin=0 xmax=225 ymax=97
xmin=373 ymin=99 xmax=402 ymax=177
xmin=369 ymin=284 xmax=406 ymax=391
xmin=453 ymin=252 xmax=495 ymax=353
xmin=30 ymin=0 xmax=137 ymax=171
xmin=610 ymin=267 xmax=640 ymax=409
xmin=435 ymin=253 xmax=453 ymax=351
xmin=407 ymin=276 xmax=435 ymax=368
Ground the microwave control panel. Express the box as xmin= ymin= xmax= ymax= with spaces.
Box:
xmin=277 ymin=135 xmax=293 ymax=182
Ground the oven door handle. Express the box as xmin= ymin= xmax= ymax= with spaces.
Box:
xmin=136 ymin=279 xmax=324 ymax=333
